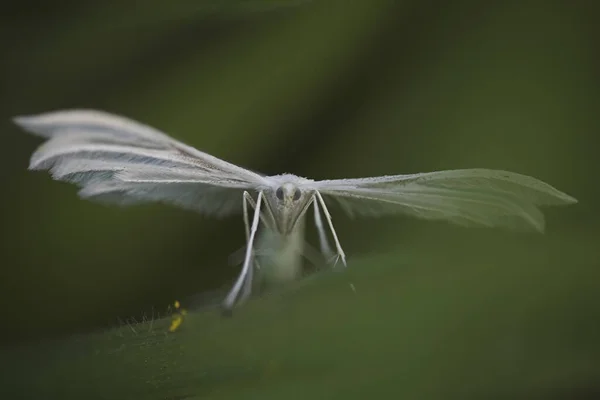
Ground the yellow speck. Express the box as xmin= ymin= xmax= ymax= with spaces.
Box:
xmin=168 ymin=300 xmax=188 ymax=333
xmin=169 ymin=315 xmax=183 ymax=332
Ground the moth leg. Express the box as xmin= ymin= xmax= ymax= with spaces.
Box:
xmin=239 ymin=191 xmax=257 ymax=303
xmin=243 ymin=191 xmax=275 ymax=230
xmin=222 ymin=191 xmax=263 ymax=311
xmin=312 ymin=196 xmax=334 ymax=259
xmin=315 ymin=191 xmax=347 ymax=267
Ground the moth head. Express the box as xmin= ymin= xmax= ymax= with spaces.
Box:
xmin=266 ymin=181 xmax=313 ymax=234
xmin=275 ymin=182 xmax=302 ymax=203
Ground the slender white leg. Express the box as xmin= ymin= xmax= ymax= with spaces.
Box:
xmin=242 ymin=191 xmax=251 ymax=241
xmin=222 ymin=191 xmax=263 ymax=310
xmin=315 ymin=191 xmax=346 ymax=267
xmin=313 ymin=196 xmax=334 ymax=259
xmin=243 ymin=191 xmax=274 ymax=229
xmin=242 ymin=190 xmax=256 ymax=243
xmin=240 ymin=192 xmax=256 ymax=303
xmin=227 ymin=191 xmax=268 ymax=266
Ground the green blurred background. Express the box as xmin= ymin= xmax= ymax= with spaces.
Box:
xmin=1 ymin=1 xmax=599 ymax=398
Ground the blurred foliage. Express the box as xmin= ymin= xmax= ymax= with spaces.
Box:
xmin=0 ymin=0 xmax=599 ymax=398
xmin=2 ymin=233 xmax=600 ymax=399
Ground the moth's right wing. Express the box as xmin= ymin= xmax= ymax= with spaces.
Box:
xmin=311 ymin=169 xmax=577 ymax=232
xmin=14 ymin=109 xmax=268 ymax=216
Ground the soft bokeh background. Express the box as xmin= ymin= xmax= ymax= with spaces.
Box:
xmin=1 ymin=1 xmax=599 ymax=398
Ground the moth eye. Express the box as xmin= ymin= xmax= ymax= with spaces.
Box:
xmin=275 ymin=187 xmax=284 ymax=200
xmin=293 ymin=189 xmax=301 ymax=201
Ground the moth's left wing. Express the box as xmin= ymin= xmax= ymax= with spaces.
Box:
xmin=14 ymin=109 xmax=268 ymax=216
xmin=311 ymin=169 xmax=577 ymax=232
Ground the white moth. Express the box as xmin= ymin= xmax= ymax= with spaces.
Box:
xmin=14 ymin=109 xmax=578 ymax=311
